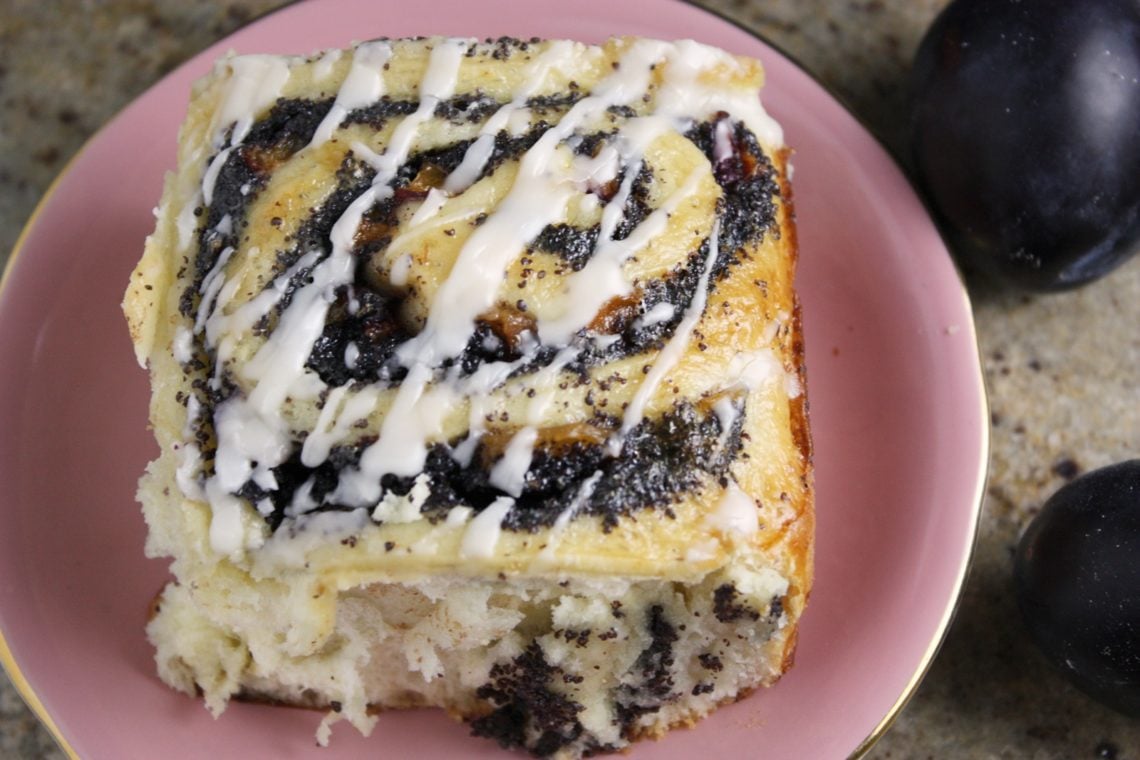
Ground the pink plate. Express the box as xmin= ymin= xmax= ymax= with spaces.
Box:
xmin=0 ymin=1 xmax=988 ymax=758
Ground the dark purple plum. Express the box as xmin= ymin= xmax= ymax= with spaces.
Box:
xmin=911 ymin=0 xmax=1140 ymax=290
xmin=1015 ymin=460 xmax=1140 ymax=715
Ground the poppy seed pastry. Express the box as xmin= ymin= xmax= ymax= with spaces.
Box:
xmin=123 ymin=35 xmax=813 ymax=758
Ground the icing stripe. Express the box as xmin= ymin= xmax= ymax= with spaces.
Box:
xmin=309 ymin=41 xmax=392 ymax=148
xmin=612 ymin=218 xmax=721 ymax=455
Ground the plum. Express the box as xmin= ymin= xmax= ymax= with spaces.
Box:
xmin=1015 ymin=460 xmax=1140 ymax=715
xmin=911 ymin=0 xmax=1140 ymax=290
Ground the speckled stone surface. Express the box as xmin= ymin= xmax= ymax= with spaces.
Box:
xmin=1 ymin=1 xmax=1138 ymax=758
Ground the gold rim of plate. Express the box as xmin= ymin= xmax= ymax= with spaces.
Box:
xmin=0 ymin=2 xmax=992 ymax=758
xmin=0 ymin=142 xmax=85 ymax=760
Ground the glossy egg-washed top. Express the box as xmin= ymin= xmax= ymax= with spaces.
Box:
xmin=125 ymin=36 xmax=808 ymax=570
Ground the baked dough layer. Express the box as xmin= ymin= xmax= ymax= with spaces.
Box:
xmin=124 ymin=35 xmax=812 ymax=757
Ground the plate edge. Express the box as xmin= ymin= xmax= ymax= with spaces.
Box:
xmin=0 ymin=2 xmax=993 ymax=758
xmin=0 ymin=629 xmax=79 ymax=760
xmin=0 ymin=132 xmax=90 ymax=760
xmin=675 ymin=4 xmax=992 ymax=755
xmin=0 ymin=2 xmax=318 ymax=758
xmin=847 ymin=290 xmax=991 ymax=759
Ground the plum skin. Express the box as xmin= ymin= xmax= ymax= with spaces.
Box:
xmin=1014 ymin=460 xmax=1140 ymax=715
xmin=911 ymin=0 xmax=1140 ymax=290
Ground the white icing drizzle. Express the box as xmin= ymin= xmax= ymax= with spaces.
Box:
xmin=240 ymin=245 xmax=352 ymax=413
xmin=172 ymin=326 xmax=194 ymax=364
xmin=382 ymin=206 xmax=484 ymax=274
xmin=446 ymin=505 xmax=473 ymax=526
xmin=577 ymin=192 xmax=601 ymax=217
xmin=786 ymin=370 xmax=804 ymax=399
xmin=452 ymin=347 xmax=540 ymax=467
xmin=539 ymin=470 xmax=602 ymax=560
xmin=174 ymin=394 xmax=205 ymax=501
xmin=450 ymin=419 xmax=483 ymax=468
xmin=712 ymin=395 xmax=738 ymax=451
xmin=310 ymin=41 xmax=392 ymax=148
xmin=312 ymin=48 xmax=343 ymax=82
xmin=194 ymin=245 xmax=234 ymax=334
xmin=301 ymin=385 xmax=365 ymax=468
xmin=344 ymin=341 xmax=360 ymax=370
xmin=488 ymin=345 xmax=579 ymax=496
xmin=507 ymin=107 xmax=532 ymax=136
xmin=489 ymin=427 xmax=538 ymax=497
xmin=722 ymin=348 xmax=782 ymax=391
xmin=230 ymin=37 xmax=464 ymax=424
xmin=336 ymin=364 xmax=435 ymax=505
xmin=407 ymin=187 xmax=450 ymax=226
xmin=656 ymin=40 xmax=783 ymax=148
xmin=175 ymin=443 xmax=205 ymax=502
xmin=611 ymin=218 xmax=721 ymax=454
xmin=214 ymin=213 xmax=234 ymax=237
xmin=591 ymin=333 xmax=621 ymax=350
xmin=255 ymin=509 xmax=371 ymax=569
xmin=442 ymin=40 xmax=576 ymax=195
xmin=707 ymin=480 xmax=759 ymax=537
xmin=287 ymin=479 xmax=317 ymax=517
xmin=326 ymin=40 xmax=677 ymax=505
xmin=181 ymin=37 xmax=788 ymax=556
xmin=713 ymin=117 xmax=735 ymax=164
xmin=201 ymin=147 xmax=231 ymax=209
xmin=212 ymin=398 xmax=290 ymax=493
xmin=400 ymin=39 xmax=674 ymax=367
xmin=372 ymin=473 xmax=432 ymax=523
xmin=207 ymin=249 xmax=322 ymax=351
xmin=213 ymin=55 xmax=292 ymax=148
xmin=233 ymin=40 xmax=469 ymax=493
xmin=459 ymin=496 xmax=514 ymax=558
xmin=570 ymin=139 xmax=621 ymax=185
xmin=635 ymin=301 xmax=677 ymax=329
xmin=538 ymin=160 xmax=702 ymax=345
xmin=352 ymin=38 xmax=468 ymax=178
xmin=206 ymin=483 xmax=248 ymax=556
xmin=397 ymin=156 xmax=568 ymax=365
xmin=175 ymin=189 xmax=202 ymax=252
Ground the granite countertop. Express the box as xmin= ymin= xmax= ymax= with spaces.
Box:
xmin=1 ymin=1 xmax=1137 ymax=757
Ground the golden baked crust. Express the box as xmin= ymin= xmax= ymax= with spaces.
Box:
xmin=124 ymin=35 xmax=812 ymax=757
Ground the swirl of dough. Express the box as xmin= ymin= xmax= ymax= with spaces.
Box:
xmin=169 ymin=36 xmax=791 ymax=553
